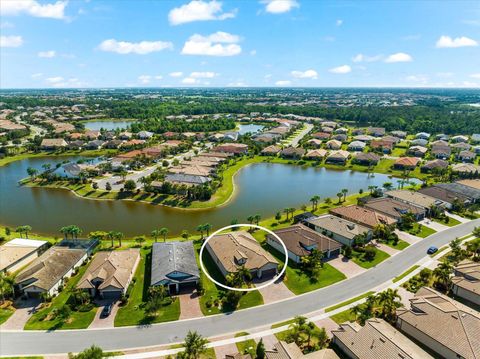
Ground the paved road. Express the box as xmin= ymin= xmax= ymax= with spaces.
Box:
xmin=2 ymin=220 xmax=478 ymax=356
xmin=284 ymin=123 xmax=314 ymax=148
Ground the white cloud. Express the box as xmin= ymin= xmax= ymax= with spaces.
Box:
xmin=0 ymin=35 xmax=23 ymax=47
xmin=190 ymin=71 xmax=217 ymax=78
xmin=154 ymin=75 xmax=163 ymax=80
xmin=262 ymin=0 xmax=299 ymax=14
xmin=384 ymin=52 xmax=413 ymax=63
xmin=181 ymin=31 xmax=241 ymax=56
xmin=46 ymin=76 xmax=64 ymax=83
xmin=138 ymin=75 xmax=152 ymax=84
xmin=46 ymin=77 xmax=86 ymax=88
xmin=38 ymin=50 xmax=56 ymax=58
xmin=250 ymin=49 xmax=257 ymax=56
xmin=352 ymin=53 xmax=382 ymax=63
xmin=471 ymin=73 xmax=480 ymax=79
xmin=329 ymin=65 xmax=351 ymax=74
xmin=168 ymin=0 xmax=236 ymax=25
xmin=1 ymin=0 xmax=68 ymax=20
xmin=182 ymin=77 xmax=198 ymax=84
xmin=405 ymin=74 xmax=428 ymax=84
xmin=336 ymin=19 xmax=343 ymax=26
xmin=31 ymin=73 xmax=43 ymax=78
xmin=98 ymin=39 xmax=173 ymax=55
xmin=169 ymin=72 xmax=184 ymax=77
xmin=291 ymin=69 xmax=318 ymax=79
xmin=401 ymin=34 xmax=421 ymax=41
xmin=436 ymin=72 xmax=454 ymax=78
xmin=227 ymin=81 xmax=248 ymax=87
xmin=435 ymin=35 xmax=478 ymax=48
xmin=275 ymin=80 xmax=292 ymax=86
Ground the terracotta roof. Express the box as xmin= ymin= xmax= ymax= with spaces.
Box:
xmin=266 ymin=341 xmax=339 ymax=359
xmin=363 ymin=197 xmax=425 ymax=219
xmin=394 ymin=157 xmax=420 ymax=167
xmin=458 ymin=179 xmax=480 ymax=190
xmin=305 ymin=215 xmax=369 ymax=240
xmin=452 ymin=260 xmax=480 ymax=296
xmin=329 ymin=205 xmax=397 ymax=228
xmin=261 ymin=145 xmax=282 ymax=155
xmin=385 ymin=190 xmax=440 ymax=209
xmin=305 ymin=149 xmax=328 ymax=158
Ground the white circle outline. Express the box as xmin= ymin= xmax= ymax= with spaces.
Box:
xmin=199 ymin=223 xmax=288 ymax=292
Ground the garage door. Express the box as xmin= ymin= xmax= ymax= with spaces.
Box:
xmin=102 ymin=290 xmax=122 ymax=299
xmin=260 ymin=268 xmax=277 ymax=279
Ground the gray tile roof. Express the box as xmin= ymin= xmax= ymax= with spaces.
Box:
xmin=151 ymin=241 xmax=199 ymax=286
xmin=434 ymin=183 xmax=480 ymax=201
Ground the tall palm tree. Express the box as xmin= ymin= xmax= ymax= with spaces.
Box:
xmin=115 ymin=231 xmax=124 ymax=247
xmin=376 ymin=288 xmax=401 ymax=323
xmin=203 ymin=223 xmax=212 ymax=237
xmin=336 ymin=192 xmax=343 ymax=204
xmin=151 ymin=229 xmax=160 ymax=242
xmin=107 ymin=231 xmax=116 ymax=247
xmin=283 ymin=208 xmax=290 ymax=220
xmin=22 ymin=225 xmax=32 ymax=239
xmin=350 ymin=304 xmax=363 ymax=322
xmin=434 ymin=261 xmax=453 ymax=292
xmin=60 ymin=226 xmax=71 ymax=240
xmin=341 ymin=188 xmax=348 ymax=202
xmin=310 ymin=195 xmax=320 ymax=211
xmin=159 ymin=227 xmax=169 ymax=242
xmin=253 ymin=214 xmax=261 ymax=226
xmin=196 ymin=224 xmax=206 ymax=240
xmin=183 ymin=330 xmax=208 ymax=359
xmin=247 ymin=215 xmax=255 ymax=224
xmin=70 ymin=225 xmax=82 ymax=241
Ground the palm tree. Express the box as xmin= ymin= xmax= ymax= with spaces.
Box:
xmin=368 ymin=185 xmax=376 ymax=194
xmin=22 ymin=225 xmax=32 ymax=238
xmin=107 ymin=231 xmax=116 ymax=247
xmin=382 ymin=182 xmax=393 ymax=191
xmin=376 ymin=288 xmax=401 ymax=323
xmin=283 ymin=208 xmax=290 ymax=220
xmin=183 ymin=330 xmax=208 ymax=359
xmin=181 ymin=230 xmax=190 ymax=240
xmin=115 ymin=231 xmax=124 ymax=247
xmin=466 ymin=239 xmax=480 ymax=260
xmin=203 ymin=223 xmax=212 ymax=237
xmin=253 ymin=214 xmax=261 ymax=226
xmin=336 ymin=192 xmax=343 ymax=204
xmin=196 ymin=224 xmax=206 ymax=240
xmin=70 ymin=225 xmax=82 ymax=241
xmin=151 ymin=229 xmax=161 ymax=242
xmin=434 ymin=261 xmax=453 ymax=292
xmin=27 ymin=167 xmax=38 ymax=180
xmin=341 ymin=188 xmax=348 ymax=202
xmin=159 ymin=227 xmax=169 ymax=242
xmin=60 ymin=226 xmax=71 ymax=240
xmin=310 ymin=195 xmax=320 ymax=211
xmin=247 ymin=215 xmax=255 ymax=224
xmin=350 ymin=304 xmax=363 ymax=322
xmin=41 ymin=163 xmax=51 ymax=173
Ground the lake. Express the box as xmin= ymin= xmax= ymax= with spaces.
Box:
xmin=83 ymin=120 xmax=135 ymax=131
xmin=0 ymin=157 xmax=416 ymax=237
xmin=237 ymin=124 xmax=264 ymax=135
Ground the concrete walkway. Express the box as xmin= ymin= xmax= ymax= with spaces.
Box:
xmin=256 ymin=334 xmax=278 ymax=350
xmin=0 ymin=299 xmax=39 ymax=330
xmin=178 ymin=291 xmax=203 ymax=320
xmin=446 ymin=212 xmax=470 ymax=224
xmin=374 ymin=242 xmax=400 ymax=256
xmin=419 ymin=218 xmax=449 ymax=232
xmin=328 ymin=256 xmax=366 ymax=278
xmin=313 ymin=317 xmax=340 ymax=338
xmin=395 ymin=229 xmax=422 ymax=244
xmin=254 ymin=278 xmax=294 ymax=304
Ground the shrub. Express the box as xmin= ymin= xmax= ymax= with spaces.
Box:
xmin=364 ymin=246 xmax=377 ymax=261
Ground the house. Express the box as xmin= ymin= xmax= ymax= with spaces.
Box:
xmin=84 ymin=130 xmax=100 ymax=140
xmin=326 ymin=139 xmax=342 ymax=150
xmin=451 ymin=142 xmax=472 ymax=152
xmin=311 ymin=132 xmax=331 ymax=140
xmin=40 ymin=138 xmax=68 ymax=150
xmin=332 ymin=318 xmax=433 ymax=359
xmin=104 ymin=139 xmax=124 ymax=149
xmin=370 ymin=140 xmax=393 ymax=153
xmin=15 ymin=247 xmax=87 ymax=298
xmin=334 ymin=127 xmax=348 ymax=134
xmin=56 ymin=238 xmax=99 ymax=255
xmin=418 ymin=186 xmax=470 ymax=209
xmin=67 ymin=140 xmax=85 ymax=150
xmin=333 ymin=134 xmax=347 ymax=142
xmin=224 ymin=132 xmax=239 ymax=141
xmin=307 ymin=139 xmax=322 ymax=148
xmin=457 ymin=179 xmax=480 ymax=191
xmin=53 ymin=162 xmax=83 ymax=178
xmin=471 ymin=134 xmax=480 ymax=143
xmin=169 ymin=164 xmax=212 ymax=177
xmin=325 ymin=150 xmax=350 ymax=164
xmin=347 ymin=141 xmax=367 ymax=152
xmin=151 ymin=241 xmax=200 ymax=294
xmin=253 ymin=133 xmax=280 ymax=144
xmin=0 ymin=238 xmax=49 ymax=273
xmin=410 ymin=138 xmax=428 ymax=147
xmin=458 ymin=150 xmax=476 ymax=162
xmin=396 ymin=287 xmax=480 ymax=359
xmin=382 ymin=135 xmax=400 ymax=144
xmin=451 ymin=135 xmax=468 ymax=143
xmin=385 ymin=190 xmax=443 ymax=212
xmin=362 ymin=197 xmax=426 ymax=221
xmin=366 ymin=127 xmax=386 ymax=137
xmin=451 ymin=260 xmax=480 ymax=306
xmin=329 ymin=205 xmax=397 ymax=229
xmin=408 ymin=145 xmax=428 ymax=157
xmin=434 ymin=182 xmax=480 ymax=203
xmin=420 ymin=159 xmax=449 ymax=173
xmin=77 ymin=249 xmax=140 ymax=299
xmin=431 ymin=143 xmax=451 ymax=159
xmin=322 ymin=121 xmax=338 ymax=128
xmin=261 ymin=145 xmax=281 ymax=156
xmin=352 ymin=152 xmax=380 ymax=166
xmin=353 ymin=135 xmax=374 ymax=142
xmin=280 ymin=147 xmax=306 ymax=159
xmin=304 ymin=215 xmax=372 ymax=247
xmin=391 ymin=130 xmax=407 ymax=139
xmin=137 ymin=131 xmax=154 ymax=139
xmin=214 ymin=143 xmax=249 ymax=155
xmin=161 ymin=173 xmax=211 ymax=186
xmin=322 ymin=126 xmax=334 ymax=133
xmin=305 ymin=149 xmax=327 ymax=160
xmin=266 ymin=224 xmax=342 ymax=263
xmin=85 ymin=140 xmax=105 ymax=150
xmin=451 ymin=163 xmax=480 ymax=175
xmin=265 ymin=341 xmax=339 ymax=359
xmin=393 ymin=157 xmax=420 ymax=170
xmin=118 ymin=131 xmax=132 ymax=140
xmin=415 ymin=132 xmax=430 ymax=140
xmin=206 ymin=231 xmax=278 ymax=279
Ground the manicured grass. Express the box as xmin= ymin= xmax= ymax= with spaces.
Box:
xmin=405 ymin=223 xmax=436 ymax=238
xmin=432 ymin=245 xmax=449 ymax=257
xmin=324 ymin=291 xmax=375 ymax=313
xmin=266 ymin=244 xmax=346 ymax=295
xmin=384 ymin=239 xmax=410 ymax=250
xmin=271 ymin=318 xmax=297 ymax=329
xmin=114 ymin=248 xmax=180 ymax=326
xmin=393 ymin=265 xmax=420 ymax=283
xmin=2 ymin=357 xmax=43 ymax=359
xmin=24 ymin=262 xmax=97 ymax=330
xmin=433 ymin=216 xmax=461 ymax=227
xmin=235 ymin=332 xmax=257 ymax=357
xmin=351 ymin=248 xmax=390 ymax=269
xmin=391 ymin=148 xmax=406 ymax=157
xmin=0 ymin=307 xmax=15 ymax=325
xmin=0 ymin=149 xmax=117 ymax=167
xmin=330 ymin=308 xmax=356 ymax=324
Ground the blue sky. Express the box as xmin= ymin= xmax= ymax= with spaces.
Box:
xmin=1 ymin=0 xmax=479 ymax=88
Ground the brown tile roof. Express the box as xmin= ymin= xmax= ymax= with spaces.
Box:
xmin=214 ymin=143 xmax=248 ymax=154
xmin=329 ymin=205 xmax=397 ymax=228
xmin=394 ymin=157 xmax=420 ymax=167
xmin=268 ymin=224 xmax=342 ymax=257
xmin=207 ymin=231 xmax=278 ymax=274
xmin=41 ymin=138 xmax=68 ymax=147
xmin=266 ymin=341 xmax=339 ymax=359
xmin=77 ymin=249 xmax=140 ymax=291
xmin=385 ymin=190 xmax=440 ymax=209
xmin=452 ymin=260 xmax=480 ymax=296
xmin=458 ymin=179 xmax=480 ymax=190
xmin=363 ymin=197 xmax=425 ymax=219
xmin=306 ymin=214 xmax=370 ymax=240
xmin=418 ymin=186 xmax=470 ymax=204
xmin=305 ymin=149 xmax=328 ymax=158
xmin=332 ymin=318 xmax=433 ymax=359
xmin=261 ymin=145 xmax=282 ymax=155
xmin=397 ymin=287 xmax=480 ymax=359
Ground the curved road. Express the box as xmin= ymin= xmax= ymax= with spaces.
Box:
xmin=2 ymin=220 xmax=478 ymax=356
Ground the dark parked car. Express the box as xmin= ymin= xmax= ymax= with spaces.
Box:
xmin=101 ymin=303 xmax=113 ymax=318
xmin=427 ymin=246 xmax=438 ymax=255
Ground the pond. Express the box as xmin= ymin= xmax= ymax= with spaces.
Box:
xmin=237 ymin=124 xmax=264 ymax=135
xmin=83 ymin=120 xmax=135 ymax=131
xmin=0 ymin=157 xmax=417 ymax=237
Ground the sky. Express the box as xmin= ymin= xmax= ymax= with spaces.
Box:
xmin=1 ymin=0 xmax=479 ymax=89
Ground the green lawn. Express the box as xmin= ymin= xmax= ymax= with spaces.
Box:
xmin=266 ymin=245 xmax=346 ymax=295
xmin=324 ymin=291 xmax=375 ymax=313
xmin=0 ymin=307 xmax=15 ymax=325
xmin=271 ymin=318 xmax=297 ymax=329
xmin=351 ymin=248 xmax=390 ymax=269
xmin=405 ymin=223 xmax=436 ymax=238
xmin=433 ymin=216 xmax=461 ymax=227
xmin=384 ymin=239 xmax=410 ymax=250
xmin=235 ymin=332 xmax=257 ymax=357
xmin=330 ymin=308 xmax=356 ymax=324
xmin=114 ymin=248 xmax=180 ymax=327
xmin=393 ymin=265 xmax=420 ymax=283
xmin=24 ymin=262 xmax=97 ymax=330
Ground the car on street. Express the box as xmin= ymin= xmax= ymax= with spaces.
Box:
xmin=427 ymin=246 xmax=438 ymax=255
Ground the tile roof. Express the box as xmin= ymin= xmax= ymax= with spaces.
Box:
xmin=0 ymin=238 xmax=48 ymax=272
xmin=385 ymin=190 xmax=440 ymax=209
xmin=363 ymin=197 xmax=425 ymax=219
xmin=305 ymin=214 xmax=370 ymax=240
xmin=266 ymin=341 xmax=339 ymax=359
xmin=329 ymin=205 xmax=397 ymax=228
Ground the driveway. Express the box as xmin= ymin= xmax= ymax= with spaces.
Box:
xmin=446 ymin=212 xmax=470 ymax=224
xmin=178 ymin=291 xmax=203 ymax=320
xmin=328 ymin=256 xmax=366 ymax=278
xmin=2 ymin=220 xmax=479 ymax=357
xmin=419 ymin=219 xmax=448 ymax=232
xmin=395 ymin=230 xmax=422 ymax=244
xmin=214 ymin=342 xmax=239 ymax=359
xmin=0 ymin=299 xmax=40 ymax=330
xmin=254 ymin=278 xmax=294 ymax=304
xmin=88 ymin=300 xmax=119 ymax=329
xmin=374 ymin=242 xmax=399 ymax=256
xmin=313 ymin=317 xmax=340 ymax=338
xmin=256 ymin=334 xmax=278 ymax=350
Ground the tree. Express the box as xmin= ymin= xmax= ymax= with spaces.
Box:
xmin=151 ymin=229 xmax=161 ymax=242
xmin=0 ymin=272 xmax=15 ymax=303
xmin=182 ymin=330 xmax=208 ymax=359
xmin=107 ymin=231 xmax=116 ymax=247
xmin=256 ymin=338 xmax=265 ymax=359
xmin=60 ymin=226 xmax=71 ymax=240
xmin=105 ymin=182 xmax=112 ymax=191
xmin=22 ymin=225 xmax=32 ymax=238
xmin=124 ymin=179 xmax=136 ymax=192
xmin=336 ymin=192 xmax=343 ymax=204
xmin=160 ymin=227 xmax=169 ymax=242
xmin=300 ymin=249 xmax=323 ymax=275
xmin=253 ymin=214 xmax=261 ymax=226
xmin=27 ymin=167 xmax=38 ymax=180
xmin=115 ymin=231 xmax=124 ymax=247
xmin=434 ymin=261 xmax=453 ymax=292
xmin=135 ymin=236 xmax=146 ymax=247
xmin=382 ymin=182 xmax=393 ymax=191
xmin=376 ymin=288 xmax=401 ymax=323
xmin=310 ymin=195 xmax=320 ymax=211
xmin=181 ymin=230 xmax=190 ymax=240
xmin=145 ymin=285 xmax=167 ymax=314
xmin=196 ymin=224 xmax=206 ymax=240
xmin=68 ymin=345 xmax=104 ymax=359
xmin=341 ymin=188 xmax=348 ymax=202
xmin=466 ymin=238 xmax=480 ymax=261
xmin=92 ymin=182 xmax=99 ymax=190
xmin=247 ymin=215 xmax=255 ymax=224
xmin=203 ymin=223 xmax=212 ymax=237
